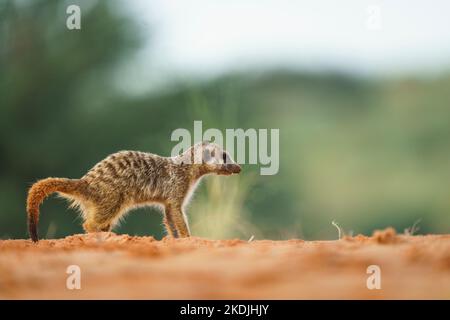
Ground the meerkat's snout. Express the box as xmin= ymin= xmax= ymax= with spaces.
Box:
xmin=217 ymin=162 xmax=241 ymax=175
xmin=200 ymin=142 xmax=241 ymax=175
xmin=226 ymin=163 xmax=241 ymax=174
xmin=218 ymin=148 xmax=241 ymax=175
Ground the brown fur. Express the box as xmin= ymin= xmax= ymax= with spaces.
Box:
xmin=26 ymin=142 xmax=240 ymax=242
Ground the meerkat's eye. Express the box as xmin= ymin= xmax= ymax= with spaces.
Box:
xmin=222 ymin=152 xmax=227 ymax=163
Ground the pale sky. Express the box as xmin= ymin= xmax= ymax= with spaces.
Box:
xmin=120 ymin=0 xmax=450 ymax=89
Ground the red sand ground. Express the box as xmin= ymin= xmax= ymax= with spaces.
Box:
xmin=1 ymin=228 xmax=450 ymax=299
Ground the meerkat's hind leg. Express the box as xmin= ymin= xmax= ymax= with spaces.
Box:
xmin=56 ymin=193 xmax=100 ymax=232
xmin=82 ymin=210 xmax=110 ymax=233
xmin=163 ymin=206 xmax=179 ymax=238
xmin=82 ymin=201 xmax=122 ymax=233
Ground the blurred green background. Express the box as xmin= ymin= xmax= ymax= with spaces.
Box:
xmin=1 ymin=0 xmax=450 ymax=240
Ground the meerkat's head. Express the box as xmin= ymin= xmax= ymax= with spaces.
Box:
xmin=187 ymin=141 xmax=241 ymax=176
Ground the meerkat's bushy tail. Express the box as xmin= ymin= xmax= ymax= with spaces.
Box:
xmin=27 ymin=178 xmax=82 ymax=242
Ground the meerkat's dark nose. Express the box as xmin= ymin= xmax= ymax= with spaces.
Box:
xmin=227 ymin=164 xmax=241 ymax=174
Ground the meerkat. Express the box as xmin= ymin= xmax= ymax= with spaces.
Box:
xmin=26 ymin=141 xmax=241 ymax=242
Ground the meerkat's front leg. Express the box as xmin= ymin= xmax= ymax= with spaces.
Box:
xmin=165 ymin=203 xmax=191 ymax=238
xmin=163 ymin=207 xmax=179 ymax=238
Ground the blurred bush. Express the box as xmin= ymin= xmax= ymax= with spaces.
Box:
xmin=1 ymin=1 xmax=450 ymax=240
